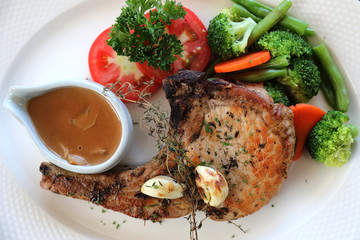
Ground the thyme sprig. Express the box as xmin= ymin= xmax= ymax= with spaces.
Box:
xmin=103 ymin=80 xmax=200 ymax=240
xmin=227 ymin=220 xmax=247 ymax=234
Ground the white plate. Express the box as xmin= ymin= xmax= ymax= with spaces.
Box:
xmin=1 ymin=0 xmax=360 ymax=239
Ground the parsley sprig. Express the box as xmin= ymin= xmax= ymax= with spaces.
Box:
xmin=107 ymin=0 xmax=186 ymax=71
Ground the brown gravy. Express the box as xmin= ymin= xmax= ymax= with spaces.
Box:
xmin=27 ymin=87 xmax=122 ymax=166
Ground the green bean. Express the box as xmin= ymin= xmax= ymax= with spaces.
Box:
xmin=313 ymin=43 xmax=349 ymax=112
xmin=205 ymin=57 xmax=222 ymax=77
xmin=232 ymin=0 xmax=310 ymax=35
xmin=252 ymin=55 xmax=290 ymax=69
xmin=234 ymin=0 xmax=270 ymax=16
xmin=304 ymin=27 xmax=315 ymax=36
xmin=231 ymin=4 xmax=262 ymax=22
xmin=320 ymin=75 xmax=337 ymax=109
xmin=348 ymin=124 xmax=359 ymax=138
xmin=231 ymin=4 xmax=291 ymax=33
xmin=247 ymin=0 xmax=292 ymax=46
xmin=222 ymin=68 xmax=287 ymax=82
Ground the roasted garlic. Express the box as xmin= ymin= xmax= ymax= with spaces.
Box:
xmin=195 ymin=166 xmax=229 ymax=207
xmin=141 ymin=175 xmax=183 ymax=199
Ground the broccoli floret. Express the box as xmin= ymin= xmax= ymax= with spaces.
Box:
xmin=263 ymin=80 xmax=292 ymax=106
xmin=256 ymin=30 xmax=313 ymax=58
xmin=277 ymin=57 xmax=321 ymax=103
xmin=227 ymin=56 xmax=321 ymax=103
xmin=207 ymin=9 xmax=256 ymax=60
xmin=308 ymin=111 xmax=358 ymax=167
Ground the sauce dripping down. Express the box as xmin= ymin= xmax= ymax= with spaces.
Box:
xmin=27 ymin=87 xmax=122 ymax=166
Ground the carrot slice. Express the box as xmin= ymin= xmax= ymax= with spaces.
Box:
xmin=214 ymin=50 xmax=271 ymax=73
xmin=290 ymin=104 xmax=326 ymax=161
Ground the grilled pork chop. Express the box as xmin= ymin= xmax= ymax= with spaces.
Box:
xmin=163 ymin=70 xmax=295 ymax=221
xmin=40 ymin=152 xmax=192 ymax=222
xmin=40 ymin=69 xmax=295 ymax=222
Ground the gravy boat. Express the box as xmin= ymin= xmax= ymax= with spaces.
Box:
xmin=3 ymin=79 xmax=133 ymax=174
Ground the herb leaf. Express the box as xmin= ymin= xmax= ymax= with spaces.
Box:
xmin=107 ymin=0 xmax=186 ymax=71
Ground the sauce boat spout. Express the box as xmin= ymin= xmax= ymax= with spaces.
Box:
xmin=3 ymin=85 xmax=42 ymax=143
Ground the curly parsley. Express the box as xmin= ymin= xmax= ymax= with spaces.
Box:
xmin=107 ymin=0 xmax=186 ymax=71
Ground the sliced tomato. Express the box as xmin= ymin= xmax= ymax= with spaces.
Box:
xmin=88 ymin=27 xmax=160 ymax=102
xmin=137 ymin=7 xmax=211 ymax=84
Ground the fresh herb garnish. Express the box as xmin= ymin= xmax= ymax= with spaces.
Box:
xmin=222 ymin=142 xmax=232 ymax=146
xmin=106 ymin=78 xmax=200 ymax=239
xmin=107 ymin=0 xmax=186 ymax=71
xmin=204 ymin=123 xmax=214 ymax=133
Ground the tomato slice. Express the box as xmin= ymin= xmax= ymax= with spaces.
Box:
xmin=88 ymin=27 xmax=160 ymax=102
xmin=137 ymin=7 xmax=211 ymax=84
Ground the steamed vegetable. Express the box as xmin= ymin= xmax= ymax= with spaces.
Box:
xmin=290 ymin=104 xmax=326 ymax=160
xmin=277 ymin=56 xmax=321 ymax=103
xmin=247 ymin=0 xmax=293 ymax=46
xmin=224 ymin=56 xmax=321 ymax=103
xmin=264 ymin=80 xmax=292 ymax=106
xmin=308 ymin=111 xmax=358 ymax=167
xmin=207 ymin=10 xmax=256 ymax=60
xmin=223 ymin=68 xmax=287 ymax=82
xmin=214 ymin=50 xmax=271 ymax=73
xmin=251 ymin=55 xmax=290 ymax=69
xmin=231 ymin=3 xmax=262 ymax=22
xmin=313 ymin=43 xmax=349 ymax=112
xmin=320 ymin=73 xmax=336 ymax=109
xmin=220 ymin=55 xmax=290 ymax=74
xmin=232 ymin=0 xmax=311 ymax=35
xmin=256 ymin=30 xmax=313 ymax=58
xmin=207 ymin=0 xmax=292 ymax=61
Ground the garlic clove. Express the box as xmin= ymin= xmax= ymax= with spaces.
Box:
xmin=141 ymin=175 xmax=183 ymax=199
xmin=67 ymin=154 xmax=87 ymax=165
xmin=195 ymin=166 xmax=229 ymax=207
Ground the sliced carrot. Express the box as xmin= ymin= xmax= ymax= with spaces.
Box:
xmin=214 ymin=50 xmax=271 ymax=73
xmin=290 ymin=104 xmax=326 ymax=161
